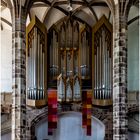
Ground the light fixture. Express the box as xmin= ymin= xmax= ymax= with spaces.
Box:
xmin=67 ymin=0 xmax=73 ymax=11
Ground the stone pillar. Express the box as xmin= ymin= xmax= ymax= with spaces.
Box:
xmin=113 ymin=2 xmax=128 ymax=140
xmin=12 ymin=6 xmax=27 ymax=140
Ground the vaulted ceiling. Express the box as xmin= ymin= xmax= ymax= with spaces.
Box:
xmin=0 ymin=0 xmax=139 ymax=30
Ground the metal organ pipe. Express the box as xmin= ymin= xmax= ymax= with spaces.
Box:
xmin=94 ymin=53 xmax=96 ymax=99
xmin=42 ymin=49 xmax=44 ymax=99
xmin=40 ymin=43 xmax=42 ymax=99
xmin=103 ymin=30 xmax=106 ymax=99
xmin=27 ymin=25 xmax=46 ymax=102
xmin=99 ymin=36 xmax=102 ymax=99
xmin=53 ymin=31 xmax=55 ymax=76
xmin=32 ymin=37 xmax=34 ymax=99
xmin=107 ymin=49 xmax=109 ymax=99
xmin=109 ymin=48 xmax=111 ymax=99
xmin=50 ymin=38 xmax=52 ymax=76
xmin=96 ymin=42 xmax=99 ymax=99
xmin=56 ymin=34 xmax=58 ymax=76
xmin=109 ymin=50 xmax=111 ymax=99
xmin=93 ymin=25 xmax=112 ymax=102
xmin=34 ymin=28 xmax=38 ymax=100
xmin=85 ymin=32 xmax=87 ymax=76
xmin=28 ymin=47 xmax=31 ymax=99
xmin=105 ymin=38 xmax=107 ymax=99
xmin=107 ymin=43 xmax=109 ymax=99
xmin=98 ymin=41 xmax=100 ymax=99
xmin=35 ymin=32 xmax=38 ymax=100
xmin=37 ymin=34 xmax=40 ymax=100
xmin=87 ymin=35 xmax=89 ymax=76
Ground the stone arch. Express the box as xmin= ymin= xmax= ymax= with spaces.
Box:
xmin=30 ymin=111 xmax=105 ymax=140
xmin=124 ymin=0 xmax=139 ymax=21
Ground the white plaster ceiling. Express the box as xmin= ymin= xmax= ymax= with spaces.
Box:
xmin=0 ymin=7 xmax=12 ymax=30
xmin=92 ymin=6 xmax=110 ymax=20
xmin=0 ymin=0 xmax=139 ymax=30
xmin=128 ymin=6 xmax=139 ymax=21
xmin=30 ymin=7 xmax=49 ymax=22
xmin=44 ymin=8 xmax=65 ymax=29
xmin=30 ymin=0 xmax=112 ymax=29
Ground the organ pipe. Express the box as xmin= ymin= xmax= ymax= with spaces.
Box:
xmin=27 ymin=27 xmax=46 ymax=101
xmin=80 ymin=28 xmax=90 ymax=79
xmin=105 ymin=41 xmax=107 ymax=99
xmin=97 ymin=42 xmax=99 ymax=99
xmin=37 ymin=34 xmax=40 ymax=99
xmin=102 ymin=30 xmax=105 ymax=99
xmin=42 ymin=52 xmax=44 ymax=99
xmin=93 ymin=24 xmax=112 ymax=101
xmin=32 ymin=38 xmax=34 ymax=99
xmin=99 ymin=37 xmax=102 ymax=99
xmin=94 ymin=53 xmax=97 ymax=99
xmin=109 ymin=57 xmax=112 ymax=98
xmin=26 ymin=17 xmax=47 ymax=107
xmin=49 ymin=29 xmax=59 ymax=79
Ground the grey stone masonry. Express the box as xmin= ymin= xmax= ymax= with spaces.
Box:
xmin=113 ymin=1 xmax=128 ymax=140
xmin=11 ymin=6 xmax=27 ymax=140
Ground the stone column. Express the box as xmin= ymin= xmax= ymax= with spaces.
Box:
xmin=113 ymin=2 xmax=128 ymax=140
xmin=12 ymin=6 xmax=27 ymax=140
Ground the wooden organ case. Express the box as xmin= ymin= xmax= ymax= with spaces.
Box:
xmin=92 ymin=15 xmax=113 ymax=106
xmin=26 ymin=15 xmax=112 ymax=107
xmin=48 ymin=18 xmax=92 ymax=103
xmin=26 ymin=17 xmax=47 ymax=107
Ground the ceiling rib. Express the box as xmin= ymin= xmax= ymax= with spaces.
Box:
xmin=1 ymin=0 xmax=7 ymax=7
xmin=127 ymin=16 xmax=139 ymax=25
xmin=0 ymin=17 xmax=12 ymax=27
xmin=28 ymin=0 xmax=111 ymax=28
xmin=43 ymin=7 xmax=90 ymax=27
xmin=53 ymin=1 xmax=85 ymax=6
xmin=71 ymin=5 xmax=86 ymax=16
xmin=81 ymin=0 xmax=98 ymax=21
xmin=1 ymin=22 xmax=3 ymax=30
xmin=32 ymin=3 xmax=50 ymax=8
xmin=108 ymin=10 xmax=111 ymax=20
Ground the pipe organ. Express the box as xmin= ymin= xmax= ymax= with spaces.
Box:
xmin=26 ymin=17 xmax=47 ymax=107
xmin=92 ymin=15 xmax=112 ymax=106
xmin=26 ymin=16 xmax=112 ymax=107
xmin=48 ymin=17 xmax=89 ymax=102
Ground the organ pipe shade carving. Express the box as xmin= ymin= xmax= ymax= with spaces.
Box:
xmin=92 ymin=15 xmax=112 ymax=106
xmin=26 ymin=16 xmax=47 ymax=107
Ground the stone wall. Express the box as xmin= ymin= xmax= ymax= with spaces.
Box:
xmin=1 ymin=92 xmax=139 ymax=139
xmin=25 ymin=104 xmax=113 ymax=140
